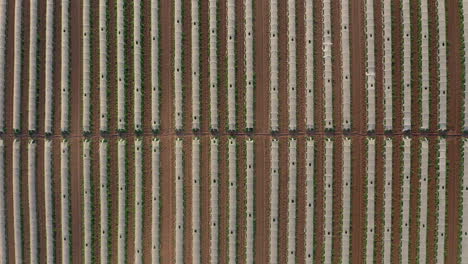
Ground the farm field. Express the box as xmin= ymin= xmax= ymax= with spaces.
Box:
xmin=1 ymin=0 xmax=468 ymax=263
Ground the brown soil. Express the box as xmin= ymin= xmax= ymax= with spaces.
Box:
xmin=296 ymin=2 xmax=306 ymax=132
xmin=409 ymin=136 xmax=421 ymax=264
xmin=183 ymin=137 xmax=193 ymax=264
xmin=410 ymin=0 xmax=421 ymax=131
xmin=314 ymin=0 xmax=324 ymax=132
xmin=427 ymin=137 xmax=438 ymax=263
xmin=278 ymin=137 xmax=288 ymax=264
xmin=374 ymin=137 xmax=385 ymax=263
xmin=332 ymin=0 xmax=343 ymax=133
xmin=313 ymin=136 xmax=325 ymax=263
xmin=392 ymin=0 xmax=403 ymax=133
xmin=428 ymin=0 xmax=439 ymax=133
xmin=182 ymin=0 xmax=192 ymax=133
xmin=391 ymin=136 xmax=403 ymax=263
xmin=447 ymin=137 xmax=461 ymax=263
xmin=278 ymin=0 xmax=287 ymax=134
xmin=374 ymin=0 xmax=384 ymax=135
xmin=332 ymin=136 xmax=343 ymax=263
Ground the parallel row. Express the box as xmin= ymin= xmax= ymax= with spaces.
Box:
xmin=382 ymin=0 xmax=392 ymax=131
xmin=12 ymin=0 xmax=22 ymax=132
xmin=421 ymin=0 xmax=430 ymax=130
xmin=287 ymin=139 xmax=297 ymax=263
xmin=0 ymin=0 xmax=6 ymax=131
xmin=174 ymin=0 xmax=183 ymax=130
xmin=210 ymin=138 xmax=219 ymax=264
xmin=419 ymin=139 xmax=429 ymax=263
xmin=228 ymin=138 xmax=237 ymax=263
xmin=288 ymin=0 xmax=297 ymax=131
xmin=0 ymin=140 xmax=5 ymax=260
xmin=100 ymin=141 xmax=109 ymax=263
xmin=134 ymin=1 xmax=143 ymax=132
xmin=61 ymin=0 xmax=70 ymax=133
xmin=341 ymin=138 xmax=351 ymax=262
xmin=192 ymin=0 xmax=200 ymax=130
xmin=270 ymin=139 xmax=279 ymax=263
xmin=365 ymin=138 xmax=376 ymax=263
xmin=462 ymin=139 xmax=468 ymax=263
xmin=151 ymin=139 xmax=160 ymax=263
xmin=304 ymin=139 xmax=314 ymax=263
xmin=436 ymin=138 xmax=447 ymax=263
xmin=323 ymin=139 xmax=333 ymax=263
xmin=44 ymin=0 xmax=54 ymax=134
xmin=402 ymin=0 xmax=411 ymax=131
xmin=99 ymin=0 xmax=108 ymax=132
xmin=151 ymin=0 xmax=160 ymax=131
xmin=245 ymin=139 xmax=255 ymax=264
xmin=82 ymin=0 xmax=91 ymax=133
xmin=437 ymin=0 xmax=447 ymax=131
xmin=44 ymin=141 xmax=54 ymax=262
xmin=28 ymin=141 xmax=38 ymax=263
xmin=192 ymin=138 xmax=201 ymax=264
xmin=134 ymin=140 xmax=143 ymax=263
xmin=117 ymin=0 xmax=125 ymax=131
xmin=28 ymin=0 xmax=39 ymax=132
xmin=245 ymin=0 xmax=254 ymax=130
xmin=323 ymin=0 xmax=333 ymax=130
xmin=12 ymin=140 xmax=22 ymax=262
xmin=305 ymin=0 xmax=314 ymax=130
xmin=83 ymin=140 xmax=92 ymax=263
xmin=117 ymin=140 xmax=126 ymax=264
xmin=61 ymin=141 xmax=70 ymax=264
xmin=270 ymin=0 xmax=279 ymax=132
xmin=209 ymin=0 xmax=218 ymax=131
xmin=175 ymin=139 xmax=184 ymax=263
xmin=365 ymin=0 xmax=376 ymax=131
xmin=227 ymin=0 xmax=236 ymax=131
xmin=464 ymin=0 xmax=468 ymax=131
xmin=383 ymin=139 xmax=392 ymax=263
xmin=401 ymin=137 xmax=411 ymax=263
xmin=341 ymin=0 xmax=351 ymax=130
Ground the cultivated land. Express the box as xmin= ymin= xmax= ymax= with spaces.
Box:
xmin=1 ymin=0 xmax=468 ymax=263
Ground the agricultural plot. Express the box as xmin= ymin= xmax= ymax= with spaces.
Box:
xmin=2 ymin=0 xmax=468 ymax=263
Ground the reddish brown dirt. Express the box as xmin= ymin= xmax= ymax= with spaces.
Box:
xmin=296 ymin=1 xmax=306 ymax=133
xmin=182 ymin=0 xmax=192 ymax=133
xmin=313 ymin=136 xmax=325 ymax=263
xmin=410 ymin=0 xmax=421 ymax=131
xmin=199 ymin=136 xmax=211 ymax=264
xmin=392 ymin=0 xmax=403 ymax=133
xmin=237 ymin=139 xmax=247 ymax=263
xmin=218 ymin=0 xmax=228 ymax=134
xmin=183 ymin=137 xmax=193 ymax=264
xmin=332 ymin=136 xmax=343 ymax=263
xmin=391 ymin=136 xmax=403 ymax=264
xmin=428 ymin=0 xmax=440 ymax=133
xmin=314 ymin=0 xmax=324 ymax=132
xmin=218 ymin=137 xmax=228 ymax=263
xmin=278 ymin=0 xmax=287 ymax=134
xmin=374 ymin=137 xmax=385 ymax=264
xmin=447 ymin=137 xmax=461 ymax=263
xmin=332 ymin=0 xmax=343 ymax=133
xmin=427 ymin=137 xmax=438 ymax=263
xmin=141 ymin=0 xmax=152 ymax=134
xmin=107 ymin=0 xmax=117 ymax=133
xmin=295 ymin=136 xmax=306 ymax=263
xmin=374 ymin=0 xmax=384 ymax=135
xmin=409 ymin=136 xmax=421 ymax=264
xmin=278 ymin=137 xmax=288 ymax=264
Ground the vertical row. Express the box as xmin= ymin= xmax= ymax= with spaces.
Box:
xmin=151 ymin=139 xmax=160 ymax=263
xmin=402 ymin=0 xmax=411 ymax=131
xmin=45 ymin=0 xmax=54 ymax=134
xmin=227 ymin=0 xmax=236 ymax=131
xmin=341 ymin=0 xmax=351 ymax=130
xmin=382 ymin=0 xmax=392 ymax=131
xmin=151 ymin=0 xmax=160 ymax=132
xmin=383 ymin=138 xmax=392 ymax=263
xmin=28 ymin=141 xmax=38 ymax=263
xmin=269 ymin=139 xmax=279 ymax=263
xmin=287 ymin=139 xmax=297 ymax=263
xmin=100 ymin=140 xmax=109 ymax=264
xmin=323 ymin=139 xmax=333 ymax=263
xmin=83 ymin=140 xmax=92 ymax=263
xmin=192 ymin=138 xmax=201 ymax=264
xmin=464 ymin=0 xmax=468 ymax=131
xmin=288 ymin=0 xmax=297 ymax=131
xmin=134 ymin=1 xmax=143 ymax=132
xmin=245 ymin=139 xmax=254 ymax=263
xmin=192 ymin=0 xmax=200 ymax=131
xmin=82 ymin=0 xmax=91 ymax=133
xmin=228 ymin=138 xmax=237 ymax=263
xmin=61 ymin=0 xmax=70 ymax=133
xmin=365 ymin=0 xmax=376 ymax=131
xmin=174 ymin=0 xmax=183 ymax=131
xmin=419 ymin=138 xmax=429 ymax=262
xmin=437 ymin=0 xmax=447 ymax=131
xmin=323 ymin=0 xmax=333 ymax=130
xmin=61 ymin=141 xmax=70 ymax=263
xmin=420 ymin=0 xmax=430 ymax=130
xmin=270 ymin=0 xmax=279 ymax=132
xmin=28 ymin=0 xmax=38 ymax=133
xmin=117 ymin=0 xmax=125 ymax=131
xmin=341 ymin=138 xmax=351 ymax=262
xmin=436 ymin=138 xmax=447 ymax=262
xmin=0 ymin=140 xmax=4 ymax=260
xmin=305 ymin=1 xmax=314 ymax=131
xmin=12 ymin=140 xmax=22 ymax=262
xmin=304 ymin=139 xmax=314 ymax=263
xmin=0 ymin=0 xmax=6 ymax=132
xmin=12 ymin=0 xmax=22 ymax=132
xmin=209 ymin=0 xmax=218 ymax=131
xmin=245 ymin=0 xmax=254 ymax=131
xmin=99 ymin=0 xmax=108 ymax=132
xmin=117 ymin=139 xmax=126 ymax=264
xmin=175 ymin=138 xmax=184 ymax=263
xmin=44 ymin=140 xmax=54 ymax=263
xmin=209 ymin=138 xmax=219 ymax=264
xmin=461 ymin=139 xmax=468 ymax=262
xmin=400 ymin=137 xmax=411 ymax=263
xmin=134 ymin=140 xmax=143 ymax=263
xmin=365 ymin=138 xmax=376 ymax=263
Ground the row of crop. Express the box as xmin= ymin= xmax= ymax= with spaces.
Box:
xmin=12 ymin=140 xmax=22 ymax=261
xmin=61 ymin=1 xmax=70 ymax=133
xmin=99 ymin=0 xmax=108 ymax=133
xmin=44 ymin=140 xmax=54 ymax=262
xmin=117 ymin=139 xmax=126 ymax=263
xmin=305 ymin=139 xmax=314 ymax=264
xmin=341 ymin=0 xmax=351 ymax=131
xmin=45 ymin=0 xmax=54 ymax=135
xmin=382 ymin=0 xmax=393 ymax=132
xmin=305 ymin=0 xmax=314 ymax=131
xmin=28 ymin=0 xmax=39 ymax=133
xmin=116 ymin=0 xmax=125 ymax=132
xmin=400 ymin=137 xmax=411 ymax=262
xmin=287 ymin=139 xmax=297 ymax=263
xmin=28 ymin=141 xmax=38 ymax=263
xmin=151 ymin=139 xmax=160 ymax=263
xmin=174 ymin=0 xmax=183 ymax=131
xmin=12 ymin=0 xmax=22 ymax=132
xmin=134 ymin=140 xmax=143 ymax=263
xmin=192 ymin=138 xmax=201 ymax=263
xmin=436 ymin=138 xmax=447 ymax=262
xmin=420 ymin=0 xmax=430 ymax=130
xmin=192 ymin=1 xmax=200 ymax=131
xmin=270 ymin=139 xmax=279 ymax=263
xmin=83 ymin=0 xmax=91 ymax=133
xmin=270 ymin=0 xmax=279 ymax=132
xmin=418 ymin=138 xmax=429 ymax=262
xmin=61 ymin=141 xmax=71 ymax=263
xmin=228 ymin=138 xmax=237 ymax=263
xmin=463 ymin=0 xmax=468 ymax=132
xmin=437 ymin=0 xmax=448 ymax=131
xmin=323 ymin=139 xmax=333 ymax=263
xmin=365 ymin=0 xmax=376 ymax=132
xmin=461 ymin=139 xmax=468 ymax=263
xmin=0 ymin=140 xmax=5 ymax=259
xmin=341 ymin=138 xmax=351 ymax=263
xmin=245 ymin=139 xmax=255 ymax=263
xmin=83 ymin=140 xmax=92 ymax=263
xmin=175 ymin=138 xmax=183 ymax=263
xmin=210 ymin=138 xmax=219 ymax=263
xmin=402 ymin=0 xmax=411 ymax=131
xmin=245 ymin=0 xmax=254 ymax=131
xmin=383 ymin=138 xmax=393 ymax=263
xmin=99 ymin=140 xmax=109 ymax=263
xmin=365 ymin=138 xmax=376 ymax=263
xmin=134 ymin=1 xmax=143 ymax=133
xmin=209 ymin=0 xmax=218 ymax=131
xmin=151 ymin=0 xmax=160 ymax=132
xmin=323 ymin=0 xmax=333 ymax=131
xmin=287 ymin=0 xmax=297 ymax=132
xmin=227 ymin=0 xmax=236 ymax=132
xmin=0 ymin=0 xmax=6 ymax=132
